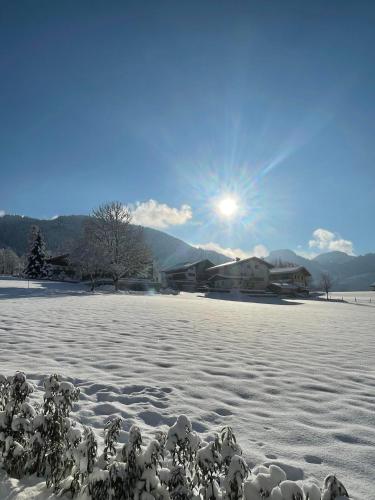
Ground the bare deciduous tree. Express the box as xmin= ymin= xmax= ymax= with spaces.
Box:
xmin=0 ymin=248 xmax=21 ymax=275
xmin=70 ymin=222 xmax=107 ymax=291
xmin=320 ymin=272 xmax=333 ymax=300
xmin=85 ymin=201 xmax=150 ymax=290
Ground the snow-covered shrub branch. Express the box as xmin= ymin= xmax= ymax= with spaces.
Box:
xmin=0 ymin=373 xmax=350 ymax=499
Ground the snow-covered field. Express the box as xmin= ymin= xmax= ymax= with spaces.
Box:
xmin=0 ymin=277 xmax=374 ymax=498
xmin=330 ymin=290 xmax=375 ymax=304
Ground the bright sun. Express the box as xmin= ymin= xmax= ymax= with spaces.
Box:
xmin=217 ymin=196 xmax=239 ymax=218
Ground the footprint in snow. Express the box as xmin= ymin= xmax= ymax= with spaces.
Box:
xmin=304 ymin=454 xmax=322 ymax=464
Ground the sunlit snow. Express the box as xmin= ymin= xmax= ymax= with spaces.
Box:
xmin=0 ymin=278 xmax=374 ymax=498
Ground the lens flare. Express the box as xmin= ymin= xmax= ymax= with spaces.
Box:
xmin=216 ymin=196 xmax=239 ymax=218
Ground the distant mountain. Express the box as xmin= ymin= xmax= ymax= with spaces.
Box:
xmin=141 ymin=226 xmax=228 ymax=268
xmin=0 ymin=215 xmax=87 ymax=256
xmin=267 ymin=248 xmax=375 ymax=291
xmin=0 ymin=215 xmax=228 ymax=269
xmin=266 ymin=249 xmax=323 ymax=285
xmin=313 ymin=251 xmax=355 ymax=266
xmin=1 ymin=215 xmax=374 ymax=290
xmin=321 ymin=253 xmax=375 ymax=291
xmin=267 ymin=249 xmax=311 ymax=267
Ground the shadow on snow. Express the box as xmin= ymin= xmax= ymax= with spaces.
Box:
xmin=0 ymin=276 xmax=90 ymax=300
xmin=203 ymin=292 xmax=303 ymax=305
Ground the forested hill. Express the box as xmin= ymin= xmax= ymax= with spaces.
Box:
xmin=266 ymin=249 xmax=375 ymax=291
xmin=1 ymin=215 xmax=375 ymax=289
xmin=0 ymin=215 xmax=228 ymax=269
xmin=0 ymin=215 xmax=86 ymax=256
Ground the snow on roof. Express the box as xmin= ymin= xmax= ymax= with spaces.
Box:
xmin=270 ymin=282 xmax=301 ymax=289
xmin=207 ymin=256 xmax=273 ymax=272
xmin=163 ymin=259 xmax=213 ymax=273
xmin=270 ymin=266 xmax=311 ymax=276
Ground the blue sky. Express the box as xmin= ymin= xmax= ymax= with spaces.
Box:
xmin=1 ymin=0 xmax=374 ymax=258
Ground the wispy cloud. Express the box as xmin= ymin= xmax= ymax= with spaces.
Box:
xmin=308 ymin=228 xmax=354 ymax=255
xmin=131 ymin=199 xmax=192 ymax=229
xmin=194 ymin=242 xmax=269 ymax=260
xmin=0 ymin=210 xmax=5 ymax=217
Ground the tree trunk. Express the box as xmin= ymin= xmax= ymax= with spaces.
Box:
xmin=114 ymin=276 xmax=119 ymax=291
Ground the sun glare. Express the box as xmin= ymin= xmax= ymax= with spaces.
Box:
xmin=217 ymin=196 xmax=239 ymax=218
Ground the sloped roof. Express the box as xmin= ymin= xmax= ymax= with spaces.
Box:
xmin=270 ymin=266 xmax=311 ymax=276
xmin=163 ymin=259 xmax=214 ymax=274
xmin=207 ymin=256 xmax=273 ymax=272
xmin=45 ymin=254 xmax=70 ymax=266
xmin=270 ymin=282 xmax=304 ymax=290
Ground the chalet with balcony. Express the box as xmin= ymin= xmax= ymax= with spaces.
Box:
xmin=206 ymin=257 xmax=273 ymax=291
xmin=269 ymin=265 xmax=311 ymax=294
xmin=162 ymin=259 xmax=214 ymax=291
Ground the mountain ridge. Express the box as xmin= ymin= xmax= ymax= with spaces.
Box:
xmin=266 ymin=248 xmax=375 ymax=291
xmin=1 ymin=215 xmax=374 ymax=290
xmin=0 ymin=214 xmax=228 ymax=269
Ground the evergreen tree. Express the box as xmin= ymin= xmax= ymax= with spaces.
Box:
xmin=24 ymin=226 xmax=47 ymax=279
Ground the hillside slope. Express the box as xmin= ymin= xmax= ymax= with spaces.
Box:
xmin=0 ymin=215 xmax=228 ymax=268
xmin=267 ymin=249 xmax=375 ymax=291
xmin=266 ymin=249 xmax=323 ymax=284
xmin=1 ymin=215 xmax=374 ymax=289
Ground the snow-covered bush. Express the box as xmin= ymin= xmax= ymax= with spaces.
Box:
xmin=196 ymin=441 xmax=222 ymax=499
xmin=137 ymin=439 xmax=167 ymax=499
xmin=0 ymin=372 xmax=34 ymax=478
xmin=169 ymin=465 xmax=195 ymax=500
xmin=220 ymin=427 xmax=242 ymax=472
xmin=87 ymin=468 xmax=109 ymax=499
xmin=166 ymin=414 xmax=201 ymax=471
xmin=109 ymin=461 xmax=127 ymax=499
xmin=244 ymin=464 xmax=287 ymax=499
xmin=0 ymin=373 xmax=351 ymax=500
xmin=0 ymin=374 xmax=11 ymax=410
xmin=36 ymin=375 xmax=81 ymax=491
xmin=224 ymin=455 xmax=249 ymax=500
xmin=322 ymin=475 xmax=349 ymax=500
xmin=65 ymin=427 xmax=98 ymax=496
xmin=103 ymin=417 xmax=122 ymax=466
